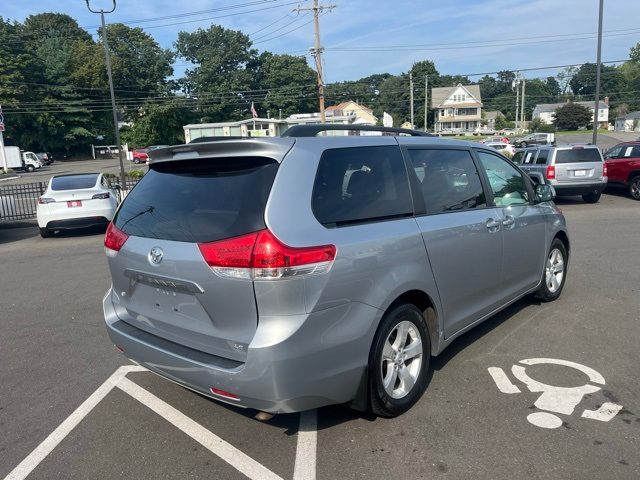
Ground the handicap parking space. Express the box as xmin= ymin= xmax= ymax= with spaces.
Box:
xmin=2 ymin=195 xmax=639 ymax=480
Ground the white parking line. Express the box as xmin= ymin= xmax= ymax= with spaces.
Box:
xmin=293 ymin=410 xmax=317 ymax=480
xmin=488 ymin=367 xmax=521 ymax=394
xmin=4 ymin=365 xmax=145 ymax=480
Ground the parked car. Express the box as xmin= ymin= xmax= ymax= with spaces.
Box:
xmin=480 ymin=136 xmax=510 ymax=144
xmin=35 ymin=152 xmax=54 ymax=165
xmin=131 ymin=148 xmax=149 ymax=164
xmin=103 ymin=125 xmax=568 ymax=418
xmin=37 ymin=173 xmax=119 ymax=238
xmin=517 ymin=144 xmax=607 ymax=203
xmin=484 ymin=142 xmax=515 ymax=156
xmin=511 ymin=133 xmax=555 ymax=148
xmin=604 ymin=142 xmax=640 ymax=200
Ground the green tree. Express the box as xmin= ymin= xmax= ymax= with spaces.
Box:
xmin=553 ymin=102 xmax=592 ymax=130
xmin=176 ymin=25 xmax=257 ymax=121
xmin=252 ymin=52 xmax=316 ymax=117
xmin=569 ymin=63 xmax=625 ymax=100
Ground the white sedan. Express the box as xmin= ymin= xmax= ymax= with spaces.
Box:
xmin=484 ymin=142 xmax=516 ymax=156
xmin=37 ymin=173 xmax=119 ymax=238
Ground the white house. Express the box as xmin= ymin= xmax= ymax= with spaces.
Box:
xmin=614 ymin=111 xmax=640 ymax=132
xmin=532 ymin=99 xmax=609 ymax=128
xmin=431 ymin=83 xmax=483 ymax=133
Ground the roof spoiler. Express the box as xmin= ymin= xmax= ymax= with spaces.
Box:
xmin=281 ymin=124 xmax=433 ymax=137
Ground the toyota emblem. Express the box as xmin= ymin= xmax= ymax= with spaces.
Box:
xmin=149 ymin=247 xmax=164 ymax=265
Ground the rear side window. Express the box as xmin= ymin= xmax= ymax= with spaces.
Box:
xmin=114 ymin=157 xmax=277 ymax=243
xmin=555 ymin=148 xmax=602 ymax=164
xmin=536 ymin=149 xmax=550 ymax=164
xmin=312 ymin=146 xmax=412 ymax=226
xmin=408 ymin=149 xmax=486 ymax=215
xmin=51 ymin=174 xmax=99 ymax=191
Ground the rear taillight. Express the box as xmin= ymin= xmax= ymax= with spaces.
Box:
xmin=38 ymin=197 xmax=54 ymax=204
xmin=546 ymin=165 xmax=556 ymax=180
xmin=603 ymin=162 xmax=608 ymax=177
xmin=92 ymin=192 xmax=110 ymax=199
xmin=198 ymin=229 xmax=336 ymax=280
xmin=104 ymin=222 xmax=129 ymax=256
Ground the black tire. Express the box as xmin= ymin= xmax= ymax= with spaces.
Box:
xmin=26 ymin=164 xmax=35 ymax=172
xmin=629 ymin=175 xmax=640 ymax=201
xmin=535 ymin=238 xmax=568 ymax=302
xmin=39 ymin=227 xmax=51 ymax=238
xmin=369 ymin=303 xmax=431 ymax=418
xmin=582 ymin=191 xmax=601 ymax=203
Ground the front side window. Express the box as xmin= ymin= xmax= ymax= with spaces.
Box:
xmin=312 ymin=146 xmax=412 ymax=226
xmin=407 ymin=149 xmax=486 ymax=215
xmin=476 ymin=150 xmax=530 ymax=206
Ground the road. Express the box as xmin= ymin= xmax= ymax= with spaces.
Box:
xmin=1 ymin=193 xmax=639 ymax=479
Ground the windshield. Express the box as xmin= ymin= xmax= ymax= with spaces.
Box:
xmin=51 ymin=174 xmax=99 ymax=191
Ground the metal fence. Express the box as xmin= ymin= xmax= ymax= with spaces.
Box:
xmin=0 ymin=177 xmax=141 ymax=221
xmin=0 ymin=182 xmax=46 ymax=221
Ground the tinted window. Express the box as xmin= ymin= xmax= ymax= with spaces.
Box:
xmin=623 ymin=145 xmax=640 ymax=158
xmin=408 ymin=149 xmax=486 ymax=215
xmin=512 ymin=151 xmax=525 ymax=164
xmin=114 ymin=157 xmax=277 ymax=243
xmin=555 ymin=148 xmax=602 ymax=164
xmin=312 ymin=146 xmax=412 ymax=226
xmin=51 ymin=174 xmax=99 ymax=191
xmin=476 ymin=151 xmax=529 ymax=206
xmin=605 ymin=146 xmax=623 ymax=159
xmin=536 ymin=149 xmax=550 ymax=164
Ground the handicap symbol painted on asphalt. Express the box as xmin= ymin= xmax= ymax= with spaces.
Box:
xmin=488 ymin=358 xmax=623 ymax=429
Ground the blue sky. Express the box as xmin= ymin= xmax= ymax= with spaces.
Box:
xmin=3 ymin=0 xmax=639 ymax=83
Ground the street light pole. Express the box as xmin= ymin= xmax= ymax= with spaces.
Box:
xmin=85 ymin=0 xmax=127 ymax=190
xmin=592 ymin=0 xmax=604 ymax=145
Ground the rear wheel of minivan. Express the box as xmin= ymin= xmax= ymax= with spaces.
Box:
xmin=369 ymin=303 xmax=431 ymax=417
xmin=582 ymin=191 xmax=601 ymax=203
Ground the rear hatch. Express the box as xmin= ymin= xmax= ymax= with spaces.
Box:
xmin=42 ymin=174 xmax=107 ymax=213
xmin=107 ymin=156 xmax=279 ymax=362
xmin=553 ymin=147 xmax=605 ymax=184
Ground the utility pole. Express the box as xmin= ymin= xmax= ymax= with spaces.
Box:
xmin=424 ymin=75 xmax=429 ymax=132
xmin=0 ymin=105 xmax=7 ymax=174
xmin=409 ymin=73 xmax=414 ymax=128
xmin=85 ymin=0 xmax=126 ymax=190
xmin=592 ymin=0 xmax=604 ymax=145
xmin=295 ymin=0 xmax=335 ymax=124
xmin=520 ymin=78 xmax=526 ymax=131
xmin=515 ymin=74 xmax=520 ymax=132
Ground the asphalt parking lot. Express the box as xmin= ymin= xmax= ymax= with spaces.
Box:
xmin=1 ymin=192 xmax=639 ymax=480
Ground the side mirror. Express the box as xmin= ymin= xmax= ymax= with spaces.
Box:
xmin=535 ymin=183 xmax=555 ymax=203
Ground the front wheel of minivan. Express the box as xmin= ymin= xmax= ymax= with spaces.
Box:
xmin=535 ymin=238 xmax=568 ymax=302
xmin=369 ymin=303 xmax=431 ymax=418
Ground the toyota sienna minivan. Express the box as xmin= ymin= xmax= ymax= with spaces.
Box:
xmin=103 ymin=125 xmax=569 ymax=417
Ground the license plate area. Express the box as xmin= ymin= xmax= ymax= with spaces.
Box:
xmin=573 ymin=170 xmax=588 ymax=177
xmin=67 ymin=200 xmax=82 ymax=207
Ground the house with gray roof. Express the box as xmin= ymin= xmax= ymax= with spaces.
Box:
xmin=431 ymin=83 xmax=482 ymax=133
xmin=532 ymin=99 xmax=609 ymax=128
xmin=614 ymin=111 xmax=640 ymax=132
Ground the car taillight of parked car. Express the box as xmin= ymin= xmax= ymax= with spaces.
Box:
xmin=603 ymin=163 xmax=608 ymax=177
xmin=546 ymin=165 xmax=556 ymax=180
xmin=104 ymin=222 xmax=129 ymax=256
xmin=92 ymin=192 xmax=110 ymax=199
xmin=198 ymin=229 xmax=336 ymax=280
xmin=38 ymin=197 xmax=55 ymax=204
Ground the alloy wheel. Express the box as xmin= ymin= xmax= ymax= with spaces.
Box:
xmin=380 ymin=320 xmax=423 ymax=399
xmin=545 ymin=248 xmax=565 ymax=293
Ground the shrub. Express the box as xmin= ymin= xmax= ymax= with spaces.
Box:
xmin=553 ymin=102 xmax=593 ymax=130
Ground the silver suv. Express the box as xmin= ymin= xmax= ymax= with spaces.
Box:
xmin=513 ymin=144 xmax=607 ymax=203
xmin=103 ymin=125 xmax=569 ymax=417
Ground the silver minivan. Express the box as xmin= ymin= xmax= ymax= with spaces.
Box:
xmin=103 ymin=125 xmax=569 ymax=417
xmin=514 ymin=144 xmax=607 ymax=203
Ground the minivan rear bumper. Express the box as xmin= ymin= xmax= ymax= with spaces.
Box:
xmin=103 ymin=287 xmax=381 ymax=413
xmin=551 ymin=181 xmax=607 ymax=196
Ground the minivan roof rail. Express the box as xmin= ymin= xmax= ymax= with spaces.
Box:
xmin=281 ymin=124 xmax=433 ymax=137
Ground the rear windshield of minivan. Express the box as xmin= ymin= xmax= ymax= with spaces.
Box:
xmin=113 ymin=157 xmax=278 ymax=243
xmin=51 ymin=174 xmax=99 ymax=191
xmin=555 ymin=148 xmax=602 ymax=164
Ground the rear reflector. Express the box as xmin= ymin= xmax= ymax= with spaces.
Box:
xmin=104 ymin=222 xmax=129 ymax=256
xmin=546 ymin=165 xmax=556 ymax=180
xmin=198 ymin=229 xmax=336 ymax=280
xmin=603 ymin=162 xmax=608 ymax=177
xmin=210 ymin=387 xmax=239 ymax=400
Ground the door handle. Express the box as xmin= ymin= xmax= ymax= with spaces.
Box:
xmin=502 ymin=215 xmax=515 ymax=229
xmin=486 ymin=218 xmax=501 ymax=233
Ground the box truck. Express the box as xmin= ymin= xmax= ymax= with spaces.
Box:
xmin=2 ymin=146 xmax=42 ymax=172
